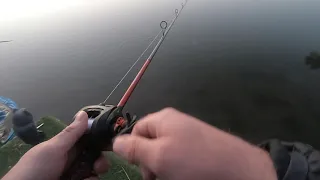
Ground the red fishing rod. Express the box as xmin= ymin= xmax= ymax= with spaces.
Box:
xmin=117 ymin=6 xmax=185 ymax=107
xmin=11 ymin=1 xmax=188 ymax=179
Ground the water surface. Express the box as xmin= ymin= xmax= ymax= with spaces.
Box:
xmin=1 ymin=0 xmax=320 ymax=147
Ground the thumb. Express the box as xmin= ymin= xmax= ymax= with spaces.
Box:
xmin=52 ymin=111 xmax=88 ymax=150
xmin=113 ymin=135 xmax=156 ymax=167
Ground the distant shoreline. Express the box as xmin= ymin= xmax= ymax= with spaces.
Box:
xmin=0 ymin=40 xmax=12 ymax=43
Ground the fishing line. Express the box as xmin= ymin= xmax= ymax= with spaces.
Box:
xmin=102 ymin=30 xmax=162 ymax=104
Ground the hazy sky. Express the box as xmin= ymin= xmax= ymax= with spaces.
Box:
xmin=0 ymin=0 xmax=156 ymax=23
xmin=0 ymin=0 xmax=85 ymax=22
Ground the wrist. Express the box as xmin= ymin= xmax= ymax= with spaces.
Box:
xmin=222 ymin=143 xmax=277 ymax=180
xmin=247 ymin=147 xmax=278 ymax=180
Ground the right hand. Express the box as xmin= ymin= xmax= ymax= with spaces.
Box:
xmin=113 ymin=108 xmax=277 ymax=180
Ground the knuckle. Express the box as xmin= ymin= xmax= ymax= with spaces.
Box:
xmin=161 ymin=107 xmax=177 ymax=114
xmin=143 ymin=107 xmax=177 ymax=121
xmin=153 ymin=153 xmax=165 ymax=173
xmin=127 ymin=138 xmax=139 ymax=163
xmin=143 ymin=112 xmax=158 ymax=120
xmin=153 ymin=141 xmax=171 ymax=174
xmin=62 ymin=124 xmax=76 ymax=134
xmin=134 ymin=120 xmax=145 ymax=131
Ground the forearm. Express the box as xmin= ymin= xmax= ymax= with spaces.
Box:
xmin=2 ymin=161 xmax=38 ymax=180
xmin=2 ymin=144 xmax=61 ymax=180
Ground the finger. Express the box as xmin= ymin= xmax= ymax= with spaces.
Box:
xmin=113 ymin=135 xmax=156 ymax=167
xmin=94 ymin=154 xmax=109 ymax=174
xmin=52 ymin=111 xmax=88 ymax=150
xmin=132 ymin=117 xmax=159 ymax=138
xmin=140 ymin=166 xmax=156 ymax=180
xmin=132 ymin=108 xmax=174 ymax=138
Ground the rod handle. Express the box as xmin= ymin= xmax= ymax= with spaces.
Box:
xmin=60 ymin=135 xmax=101 ymax=180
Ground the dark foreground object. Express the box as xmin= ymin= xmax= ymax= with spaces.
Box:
xmin=12 ymin=108 xmax=45 ymax=145
xmin=305 ymin=51 xmax=320 ymax=69
xmin=260 ymin=139 xmax=320 ymax=180
xmin=2 ymin=116 xmax=320 ymax=180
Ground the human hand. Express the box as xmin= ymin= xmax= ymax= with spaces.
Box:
xmin=3 ymin=111 xmax=108 ymax=180
xmin=113 ymin=108 xmax=277 ymax=180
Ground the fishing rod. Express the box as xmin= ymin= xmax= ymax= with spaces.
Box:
xmin=64 ymin=3 xmax=188 ymax=176
xmin=116 ymin=2 xmax=186 ymax=108
xmin=11 ymin=1 xmax=189 ymax=179
xmin=104 ymin=1 xmax=187 ymax=108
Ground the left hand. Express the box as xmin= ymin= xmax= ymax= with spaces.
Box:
xmin=3 ymin=111 xmax=109 ymax=180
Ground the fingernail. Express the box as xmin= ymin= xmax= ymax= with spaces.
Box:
xmin=72 ymin=112 xmax=80 ymax=121
xmin=73 ymin=111 xmax=86 ymax=122
xmin=113 ymin=137 xmax=126 ymax=157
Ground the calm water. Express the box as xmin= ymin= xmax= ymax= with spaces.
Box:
xmin=1 ymin=0 xmax=320 ymax=147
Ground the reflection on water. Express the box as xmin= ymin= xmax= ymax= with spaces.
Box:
xmin=1 ymin=0 xmax=320 ymax=148
xmin=305 ymin=51 xmax=320 ymax=69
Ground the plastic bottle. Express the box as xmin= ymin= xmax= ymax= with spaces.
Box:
xmin=0 ymin=97 xmax=18 ymax=145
